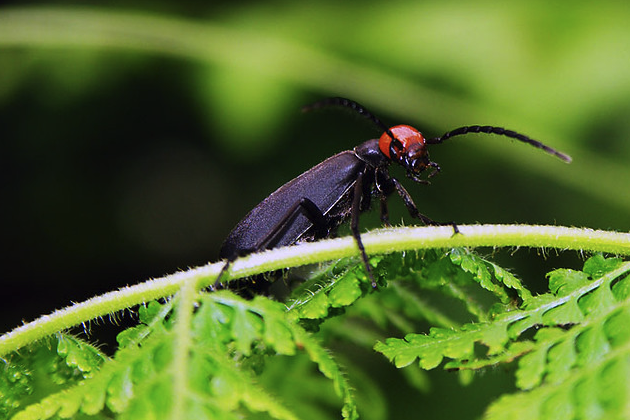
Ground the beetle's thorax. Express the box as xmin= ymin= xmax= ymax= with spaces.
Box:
xmin=353 ymin=138 xmax=389 ymax=167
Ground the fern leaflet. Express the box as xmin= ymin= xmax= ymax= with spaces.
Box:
xmin=374 ymin=255 xmax=630 ymax=420
xmin=7 ymin=292 xmax=358 ymax=420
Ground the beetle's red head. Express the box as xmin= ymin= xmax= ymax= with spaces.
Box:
xmin=379 ymin=125 xmax=437 ymax=177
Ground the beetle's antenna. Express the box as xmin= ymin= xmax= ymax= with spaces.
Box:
xmin=427 ymin=125 xmax=572 ymax=163
xmin=303 ymin=97 xmax=399 ymax=146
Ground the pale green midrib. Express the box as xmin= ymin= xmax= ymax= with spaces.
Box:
xmin=169 ymin=278 xmax=198 ymax=420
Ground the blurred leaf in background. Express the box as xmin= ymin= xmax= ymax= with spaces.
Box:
xmin=0 ymin=1 xmax=628 ymax=417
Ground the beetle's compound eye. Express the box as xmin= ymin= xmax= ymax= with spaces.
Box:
xmin=405 ymin=143 xmax=432 ymax=173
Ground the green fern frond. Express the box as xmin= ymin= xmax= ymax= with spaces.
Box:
xmin=484 ymin=257 xmax=630 ymax=420
xmin=8 ymin=291 xmax=357 ymax=420
xmin=286 ymin=259 xmax=370 ymax=321
xmin=287 ymin=250 xmax=488 ymax=328
xmin=450 ymin=248 xmax=533 ymax=303
xmin=374 ymin=255 xmax=630 ymax=420
xmin=0 ymin=334 xmax=108 ymax=419
xmin=3 ymin=226 xmax=630 ymax=420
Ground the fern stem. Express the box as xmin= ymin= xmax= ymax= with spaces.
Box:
xmin=227 ymin=224 xmax=630 ymax=279
xmin=1 ymin=224 xmax=628 ymax=356
xmin=0 ymin=266 xmax=221 ymax=357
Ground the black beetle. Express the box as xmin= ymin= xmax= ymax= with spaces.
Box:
xmin=216 ymin=97 xmax=571 ymax=290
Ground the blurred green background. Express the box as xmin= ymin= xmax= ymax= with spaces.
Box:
xmin=1 ymin=1 xmax=629 ymax=417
